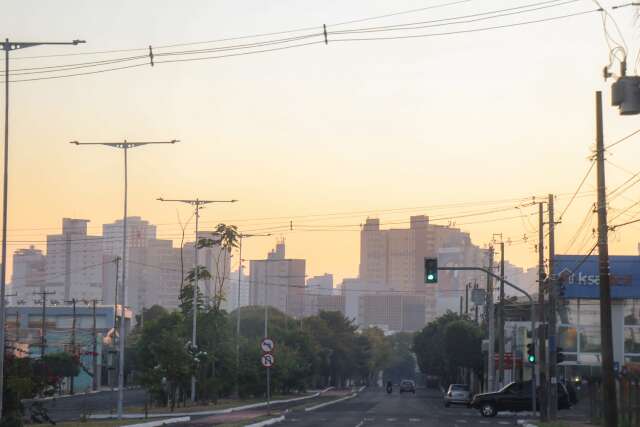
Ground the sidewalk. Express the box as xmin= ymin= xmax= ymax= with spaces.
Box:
xmin=90 ymin=388 xmax=335 ymax=420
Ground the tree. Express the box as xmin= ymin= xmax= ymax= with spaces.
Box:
xmin=360 ymin=327 xmax=392 ymax=384
xmin=134 ymin=311 xmax=193 ymax=410
xmin=195 ymin=224 xmax=238 ymax=309
xmin=384 ymin=332 xmax=416 ymax=383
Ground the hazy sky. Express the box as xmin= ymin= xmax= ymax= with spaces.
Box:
xmin=3 ymin=0 xmax=640 ymax=284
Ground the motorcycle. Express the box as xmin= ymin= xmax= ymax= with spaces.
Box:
xmin=386 ymin=382 xmax=393 ymax=394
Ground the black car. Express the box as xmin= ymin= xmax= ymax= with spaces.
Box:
xmin=470 ymin=381 xmax=571 ymax=417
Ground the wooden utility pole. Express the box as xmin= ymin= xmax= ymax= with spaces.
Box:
xmin=595 ymin=91 xmax=617 ymax=427
xmin=538 ymin=202 xmax=548 ymax=422
xmin=498 ymin=240 xmax=505 ymax=388
xmin=548 ymin=194 xmax=558 ymax=418
xmin=64 ymin=298 xmax=77 ymax=395
xmin=487 ymin=246 xmax=495 ymax=391
xmin=34 ymin=289 xmax=55 ymax=393
xmin=91 ymin=299 xmax=101 ymax=391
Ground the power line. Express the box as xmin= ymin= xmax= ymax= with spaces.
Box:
xmin=558 ymin=160 xmax=595 ymax=221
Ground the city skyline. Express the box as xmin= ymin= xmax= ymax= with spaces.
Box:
xmin=3 ymin=1 xmax=640 ymax=286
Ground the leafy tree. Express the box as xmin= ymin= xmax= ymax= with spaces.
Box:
xmin=384 ymin=332 xmax=416 ymax=383
xmin=197 ymin=224 xmax=239 ymax=310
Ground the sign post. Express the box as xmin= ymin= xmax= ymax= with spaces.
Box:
xmin=260 ymin=338 xmax=275 ymax=414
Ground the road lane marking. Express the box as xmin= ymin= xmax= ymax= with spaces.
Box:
xmin=386 ymin=418 xmax=397 ymax=422
xmin=409 ymin=419 xmax=421 ymax=422
xmin=479 ymin=421 xmax=490 ymax=424
xmin=456 ymin=420 xmax=468 ymax=423
xmin=355 ymin=420 xmax=365 ymax=427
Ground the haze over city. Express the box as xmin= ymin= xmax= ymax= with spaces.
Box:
xmin=2 ymin=1 xmax=640 ymax=426
xmin=4 ymin=0 xmax=640 ymax=283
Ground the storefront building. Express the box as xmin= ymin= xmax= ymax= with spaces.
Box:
xmin=555 ymin=255 xmax=640 ymax=380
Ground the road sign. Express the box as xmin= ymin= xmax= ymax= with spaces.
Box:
xmin=261 ymin=353 xmax=275 ymax=368
xmin=261 ymin=338 xmax=275 ymax=353
xmin=471 ymin=288 xmax=486 ymax=305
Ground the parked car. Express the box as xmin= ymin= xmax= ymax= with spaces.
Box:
xmin=399 ymin=379 xmax=416 ymax=394
xmin=470 ymin=381 xmax=571 ymax=417
xmin=444 ymin=384 xmax=471 ymax=407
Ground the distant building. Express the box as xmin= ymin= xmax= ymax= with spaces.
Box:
xmin=46 ymin=218 xmax=103 ymax=302
xmin=306 ymin=274 xmax=333 ymax=296
xmin=224 ymin=268 xmax=251 ymax=312
xmin=10 ymin=246 xmax=46 ymax=304
xmin=358 ymin=215 xmax=487 ymax=326
xmin=249 ymin=241 xmax=306 ymax=318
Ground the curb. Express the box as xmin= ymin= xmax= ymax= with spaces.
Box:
xmin=304 ymin=385 xmax=366 ymax=412
xmin=123 ymin=416 xmax=190 ymax=427
xmin=244 ymin=415 xmax=285 ymax=427
xmin=90 ymin=387 xmax=334 ymax=420
xmin=516 ymin=420 xmax=537 ymax=427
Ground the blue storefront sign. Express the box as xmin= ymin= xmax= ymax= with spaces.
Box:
xmin=554 ymin=255 xmax=640 ymax=299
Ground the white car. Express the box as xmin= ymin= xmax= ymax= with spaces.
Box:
xmin=444 ymin=384 xmax=471 ymax=407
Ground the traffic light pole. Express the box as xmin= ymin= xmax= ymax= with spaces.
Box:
xmin=439 ymin=266 xmax=536 ymax=415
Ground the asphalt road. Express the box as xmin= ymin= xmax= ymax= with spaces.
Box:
xmin=281 ymin=387 xmax=527 ymax=427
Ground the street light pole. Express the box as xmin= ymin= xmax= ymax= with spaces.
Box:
xmin=0 ymin=38 xmax=84 ymax=418
xmin=234 ymin=232 xmax=270 ymax=398
xmin=157 ymin=197 xmax=237 ymax=402
xmin=70 ymin=139 xmax=177 ymax=419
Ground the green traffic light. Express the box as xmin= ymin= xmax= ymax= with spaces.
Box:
xmin=528 ymin=354 xmax=536 ymax=363
xmin=427 ymin=274 xmax=435 ymax=281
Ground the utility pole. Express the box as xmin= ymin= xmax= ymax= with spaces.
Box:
xmin=548 ymin=194 xmax=558 ymax=419
xmin=235 ymin=233 xmax=270 ymax=399
xmin=34 ymin=290 xmax=55 ymax=393
xmin=459 ymin=296 xmax=463 ymax=315
xmin=487 ymin=246 xmax=495 ymax=391
xmin=157 ymin=197 xmax=237 ymax=402
xmin=498 ymin=238 xmax=505 ymax=388
xmin=113 ymin=256 xmax=120 ymax=333
xmin=91 ymin=299 xmax=100 ymax=391
xmin=70 ymin=139 xmax=177 ymax=419
xmin=474 ymin=282 xmax=479 ymax=324
xmin=0 ymin=38 xmax=85 ymax=417
xmin=465 ymin=283 xmax=470 ymax=315
xmin=538 ymin=201 xmax=548 ymax=422
xmin=64 ymin=298 xmax=77 ymax=395
xmin=595 ymin=91 xmax=617 ymax=427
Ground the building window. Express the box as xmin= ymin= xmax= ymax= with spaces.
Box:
xmin=579 ymin=327 xmax=602 ymax=353
xmin=624 ymin=327 xmax=640 ymax=354
xmin=558 ymin=326 xmax=578 ymax=352
xmin=624 ymin=300 xmax=640 ymax=325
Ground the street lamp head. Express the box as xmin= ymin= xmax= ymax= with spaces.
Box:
xmin=170 ymin=139 xmax=179 ymax=144
xmin=72 ymin=40 xmax=86 ymax=45
xmin=231 ymin=199 xmax=238 ymax=203
xmin=156 ymin=197 xmax=165 ymax=201
xmin=69 ymin=141 xmax=80 ymax=145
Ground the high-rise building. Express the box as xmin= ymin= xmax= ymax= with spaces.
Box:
xmin=10 ymin=246 xmax=46 ymax=304
xmin=358 ymin=215 xmax=486 ymax=326
xmin=249 ymin=241 xmax=306 ymax=318
xmin=46 ymin=218 xmax=103 ymax=301
xmin=223 ymin=269 xmax=250 ymax=312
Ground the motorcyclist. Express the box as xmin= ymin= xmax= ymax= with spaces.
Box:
xmin=386 ymin=380 xmax=393 ymax=394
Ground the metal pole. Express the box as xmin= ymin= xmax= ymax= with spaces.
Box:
xmin=70 ymin=299 xmax=76 ymax=395
xmin=487 ymin=247 xmax=495 ymax=391
xmin=264 ymin=263 xmax=270 ymax=414
xmin=537 ymin=202 xmax=547 ymax=421
xmin=0 ymin=41 xmax=9 ymax=418
xmin=191 ymin=202 xmax=199 ymax=402
xmin=117 ymin=145 xmax=128 ymax=419
xmin=548 ymin=194 xmax=558 ymax=419
xmin=235 ymin=236 xmax=242 ymax=398
xmin=595 ymin=90 xmax=617 ymax=427
xmin=499 ymin=241 xmax=505 ymax=388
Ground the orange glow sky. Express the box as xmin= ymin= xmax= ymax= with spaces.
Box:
xmin=3 ymin=0 xmax=640 ymax=284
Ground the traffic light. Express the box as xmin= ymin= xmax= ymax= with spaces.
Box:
xmin=424 ymin=258 xmax=438 ymax=283
xmin=557 ymin=347 xmax=565 ymax=364
xmin=527 ymin=343 xmax=536 ymax=364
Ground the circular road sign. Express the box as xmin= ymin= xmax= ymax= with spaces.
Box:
xmin=261 ymin=338 xmax=275 ymax=353
xmin=261 ymin=353 xmax=275 ymax=368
